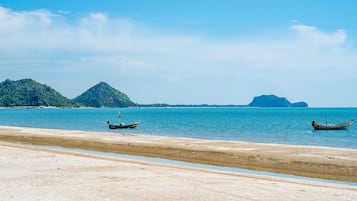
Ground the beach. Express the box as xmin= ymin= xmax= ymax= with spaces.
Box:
xmin=0 ymin=126 xmax=357 ymax=201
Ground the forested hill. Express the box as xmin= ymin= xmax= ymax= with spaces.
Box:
xmin=0 ymin=79 xmax=76 ymax=107
xmin=73 ymin=82 xmax=136 ymax=107
xmin=0 ymin=79 xmax=307 ymax=108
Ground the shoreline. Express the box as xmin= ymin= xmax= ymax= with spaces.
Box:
xmin=41 ymin=144 xmax=357 ymax=186
xmin=0 ymin=126 xmax=357 ymax=182
xmin=1 ymin=141 xmax=356 ymax=201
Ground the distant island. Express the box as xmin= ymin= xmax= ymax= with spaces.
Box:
xmin=248 ymin=95 xmax=308 ymax=107
xmin=0 ymin=78 xmax=308 ymax=108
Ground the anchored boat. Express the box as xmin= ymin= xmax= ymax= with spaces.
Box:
xmin=107 ymin=112 xmax=139 ymax=129
xmin=312 ymin=120 xmax=353 ymax=130
xmin=107 ymin=121 xmax=139 ymax=129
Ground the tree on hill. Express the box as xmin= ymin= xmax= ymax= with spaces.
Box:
xmin=73 ymin=82 xmax=136 ymax=107
xmin=0 ymin=79 xmax=77 ymax=107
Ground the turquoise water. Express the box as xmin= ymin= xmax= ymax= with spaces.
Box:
xmin=0 ymin=107 xmax=356 ymax=149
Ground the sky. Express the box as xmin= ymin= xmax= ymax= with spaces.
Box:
xmin=0 ymin=0 xmax=357 ymax=107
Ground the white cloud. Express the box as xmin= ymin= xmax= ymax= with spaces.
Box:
xmin=0 ymin=7 xmax=56 ymax=33
xmin=0 ymin=6 xmax=356 ymax=106
xmin=291 ymin=24 xmax=347 ymax=46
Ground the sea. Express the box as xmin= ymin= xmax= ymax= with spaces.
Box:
xmin=0 ymin=107 xmax=356 ymax=149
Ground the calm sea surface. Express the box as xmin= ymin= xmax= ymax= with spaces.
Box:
xmin=0 ymin=107 xmax=356 ymax=149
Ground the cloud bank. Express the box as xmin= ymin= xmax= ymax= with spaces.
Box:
xmin=0 ymin=7 xmax=356 ymax=106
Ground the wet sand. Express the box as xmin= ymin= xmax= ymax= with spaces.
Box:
xmin=1 ymin=141 xmax=357 ymax=201
xmin=0 ymin=126 xmax=357 ymax=183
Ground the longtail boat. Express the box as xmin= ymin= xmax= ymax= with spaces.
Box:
xmin=107 ymin=121 xmax=139 ymax=129
xmin=312 ymin=120 xmax=353 ymax=130
xmin=107 ymin=112 xmax=139 ymax=129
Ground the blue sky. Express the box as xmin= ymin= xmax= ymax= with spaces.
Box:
xmin=0 ymin=0 xmax=357 ymax=106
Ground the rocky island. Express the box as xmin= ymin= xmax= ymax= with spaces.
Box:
xmin=248 ymin=95 xmax=308 ymax=107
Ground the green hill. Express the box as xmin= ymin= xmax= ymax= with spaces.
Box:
xmin=0 ymin=79 xmax=76 ymax=107
xmin=73 ymin=82 xmax=136 ymax=107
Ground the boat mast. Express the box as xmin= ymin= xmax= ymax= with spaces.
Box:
xmin=326 ymin=115 xmax=328 ymax=126
xmin=118 ymin=112 xmax=121 ymax=125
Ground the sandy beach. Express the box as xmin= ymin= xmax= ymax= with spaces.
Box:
xmin=1 ymin=126 xmax=357 ymax=182
xmin=0 ymin=142 xmax=356 ymax=201
xmin=0 ymin=142 xmax=357 ymax=201
xmin=0 ymin=126 xmax=357 ymax=201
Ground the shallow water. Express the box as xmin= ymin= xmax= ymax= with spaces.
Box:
xmin=42 ymin=145 xmax=357 ymax=187
xmin=1 ymin=107 xmax=356 ymax=148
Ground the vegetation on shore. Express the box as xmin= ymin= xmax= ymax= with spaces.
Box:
xmin=0 ymin=79 xmax=77 ymax=107
xmin=0 ymin=78 xmax=308 ymax=108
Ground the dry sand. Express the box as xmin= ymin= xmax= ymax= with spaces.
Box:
xmin=0 ymin=126 xmax=357 ymax=182
xmin=1 ymin=142 xmax=357 ymax=201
